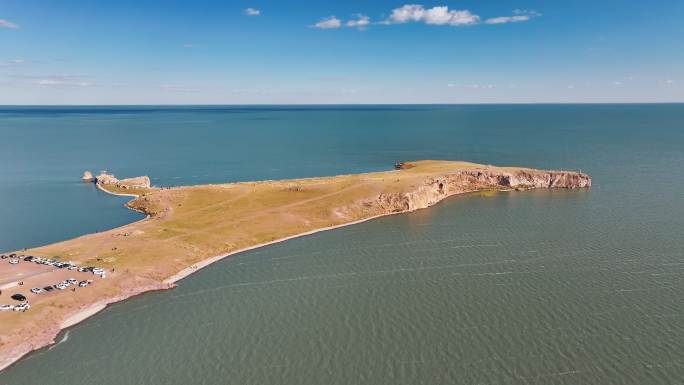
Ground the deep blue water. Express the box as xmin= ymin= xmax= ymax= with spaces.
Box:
xmin=3 ymin=104 xmax=680 ymax=252
xmin=1 ymin=105 xmax=683 ymax=384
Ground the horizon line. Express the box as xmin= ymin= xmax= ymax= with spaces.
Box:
xmin=1 ymin=102 xmax=684 ymax=107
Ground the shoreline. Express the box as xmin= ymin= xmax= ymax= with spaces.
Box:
xmin=0 ymin=162 xmax=591 ymax=373
xmin=0 ymin=187 xmax=481 ymax=373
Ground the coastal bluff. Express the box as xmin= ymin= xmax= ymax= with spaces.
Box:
xmin=1 ymin=161 xmax=589 ymax=371
xmin=379 ymin=164 xmax=590 ymax=213
xmin=89 ymin=171 xmax=151 ymax=190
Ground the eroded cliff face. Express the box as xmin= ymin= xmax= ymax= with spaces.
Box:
xmin=95 ymin=173 xmax=151 ymax=189
xmin=374 ymin=168 xmax=591 ymax=213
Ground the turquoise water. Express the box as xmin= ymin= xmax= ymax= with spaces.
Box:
xmin=1 ymin=105 xmax=683 ymax=384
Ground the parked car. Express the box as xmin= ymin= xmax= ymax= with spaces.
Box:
xmin=9 ymin=259 xmax=19 ymax=265
xmin=30 ymin=288 xmax=43 ymax=294
xmin=11 ymin=294 xmax=27 ymax=301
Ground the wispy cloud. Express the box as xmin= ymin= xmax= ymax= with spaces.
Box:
xmin=36 ymin=79 xmax=87 ymax=87
xmin=182 ymin=43 xmax=207 ymax=49
xmin=245 ymin=8 xmax=261 ymax=16
xmin=0 ymin=58 xmax=25 ymax=67
xmin=313 ymin=16 xmax=342 ymax=29
xmin=11 ymin=74 xmax=92 ymax=88
xmin=160 ymin=84 xmax=201 ymax=93
xmin=485 ymin=9 xmax=541 ymax=25
xmin=448 ymin=83 xmax=495 ymax=89
xmin=346 ymin=15 xmax=370 ymax=30
xmin=0 ymin=19 xmax=18 ymax=29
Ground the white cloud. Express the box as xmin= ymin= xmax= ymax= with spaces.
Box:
xmin=612 ymin=81 xmax=623 ymax=86
xmin=664 ymin=79 xmax=675 ymax=84
xmin=314 ymin=16 xmax=342 ymax=29
xmin=485 ymin=9 xmax=541 ymax=24
xmin=387 ymin=4 xmax=480 ymax=26
xmin=245 ymin=8 xmax=261 ymax=16
xmin=314 ymin=5 xmax=539 ymax=31
xmin=346 ymin=15 xmax=370 ymax=30
xmin=0 ymin=19 xmax=18 ymax=29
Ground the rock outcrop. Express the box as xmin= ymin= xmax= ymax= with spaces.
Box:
xmin=374 ymin=168 xmax=590 ymax=213
xmin=81 ymin=171 xmax=94 ymax=182
xmin=95 ymin=172 xmax=151 ymax=189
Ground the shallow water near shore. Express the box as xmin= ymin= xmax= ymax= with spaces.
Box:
xmin=1 ymin=105 xmax=684 ymax=384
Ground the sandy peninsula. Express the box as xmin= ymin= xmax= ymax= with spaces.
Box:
xmin=0 ymin=160 xmax=590 ymax=371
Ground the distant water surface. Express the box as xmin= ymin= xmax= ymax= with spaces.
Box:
xmin=1 ymin=105 xmax=683 ymax=384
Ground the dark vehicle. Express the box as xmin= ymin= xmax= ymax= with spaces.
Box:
xmin=0 ymin=255 xmax=7 ymax=259
xmin=11 ymin=294 xmax=27 ymax=301
xmin=24 ymin=256 xmax=34 ymax=262
xmin=43 ymin=286 xmax=54 ymax=292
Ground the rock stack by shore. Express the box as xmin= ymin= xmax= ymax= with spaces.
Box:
xmin=81 ymin=171 xmax=94 ymax=182
xmin=82 ymin=171 xmax=151 ymax=189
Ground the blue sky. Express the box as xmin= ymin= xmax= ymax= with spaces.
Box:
xmin=1 ymin=0 xmax=683 ymax=104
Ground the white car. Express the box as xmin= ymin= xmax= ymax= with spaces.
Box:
xmin=55 ymin=284 xmax=67 ymax=290
xmin=0 ymin=304 xmax=13 ymax=311
xmin=92 ymin=268 xmax=105 ymax=275
xmin=67 ymin=278 xmax=78 ymax=285
xmin=14 ymin=303 xmax=30 ymax=311
xmin=9 ymin=259 xmax=19 ymax=265
xmin=30 ymin=287 xmax=44 ymax=294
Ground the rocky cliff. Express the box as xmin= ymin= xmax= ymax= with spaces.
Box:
xmin=374 ymin=168 xmax=590 ymax=213
xmin=94 ymin=172 xmax=151 ymax=189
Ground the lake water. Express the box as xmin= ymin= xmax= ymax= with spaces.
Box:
xmin=1 ymin=105 xmax=683 ymax=384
